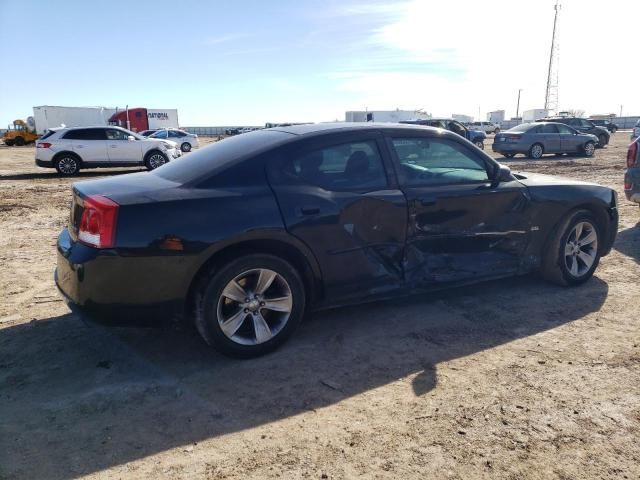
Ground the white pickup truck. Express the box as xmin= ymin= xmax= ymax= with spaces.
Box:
xmin=468 ymin=121 xmax=501 ymax=134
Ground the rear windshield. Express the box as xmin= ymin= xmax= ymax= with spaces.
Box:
xmin=40 ymin=130 xmax=56 ymax=140
xmin=152 ymin=129 xmax=294 ymax=184
xmin=507 ymin=124 xmax=533 ymax=132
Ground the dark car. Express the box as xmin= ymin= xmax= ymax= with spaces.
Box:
xmin=55 ymin=123 xmax=618 ymax=357
xmin=538 ymin=117 xmax=610 ymax=147
xmin=624 ymin=137 xmax=640 ymax=206
xmin=590 ymin=119 xmax=619 ymax=133
xmin=139 ymin=129 xmax=159 ymax=137
xmin=401 ymin=118 xmax=487 ymax=149
xmin=493 ymin=122 xmax=598 ymax=159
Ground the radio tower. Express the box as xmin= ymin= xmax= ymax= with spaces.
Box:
xmin=544 ymin=0 xmax=561 ymax=115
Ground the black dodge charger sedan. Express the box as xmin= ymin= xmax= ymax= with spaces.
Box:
xmin=56 ymin=123 xmax=618 ymax=357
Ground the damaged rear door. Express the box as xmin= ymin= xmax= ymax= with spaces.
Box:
xmin=267 ymin=131 xmax=407 ymax=304
xmin=387 ymin=133 xmax=531 ymax=285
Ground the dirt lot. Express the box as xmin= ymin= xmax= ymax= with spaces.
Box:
xmin=0 ymin=134 xmax=638 ymax=480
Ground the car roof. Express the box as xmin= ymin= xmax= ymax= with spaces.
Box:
xmin=267 ymin=122 xmax=440 ymax=136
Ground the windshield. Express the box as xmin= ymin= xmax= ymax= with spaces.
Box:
xmin=152 ymin=129 xmax=294 ymax=184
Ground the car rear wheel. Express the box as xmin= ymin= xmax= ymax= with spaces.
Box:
xmin=494 ymin=128 xmax=500 ymax=134
xmin=193 ymin=254 xmax=306 ymax=357
xmin=598 ymin=134 xmax=607 ymax=148
xmin=474 ymin=140 xmax=484 ymax=150
xmin=144 ymin=151 xmax=167 ymax=170
xmin=504 ymin=153 xmax=515 ymax=158
xmin=15 ymin=136 xmax=25 ymax=146
xmin=4 ymin=140 xmax=15 ymax=146
xmin=54 ymin=155 xmax=80 ymax=175
xmin=582 ymin=141 xmax=596 ymax=157
xmin=181 ymin=142 xmax=191 ymax=152
xmin=529 ymin=143 xmax=544 ymax=159
xmin=540 ymin=209 xmax=601 ymax=286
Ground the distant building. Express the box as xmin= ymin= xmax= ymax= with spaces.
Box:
xmin=452 ymin=114 xmax=474 ymax=123
xmin=345 ymin=110 xmax=430 ymax=123
xmin=487 ymin=110 xmax=505 ymax=123
xmin=522 ymin=109 xmax=549 ymax=122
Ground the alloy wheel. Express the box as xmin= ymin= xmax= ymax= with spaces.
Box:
xmin=148 ymin=153 xmax=166 ymax=169
xmin=531 ymin=144 xmax=543 ymax=159
xmin=564 ymin=221 xmax=598 ymax=278
xmin=216 ymin=268 xmax=293 ymax=346
xmin=584 ymin=142 xmax=595 ymax=156
xmin=58 ymin=157 xmax=77 ymax=174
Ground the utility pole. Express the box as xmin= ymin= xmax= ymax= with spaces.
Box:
xmin=544 ymin=0 xmax=561 ymax=115
xmin=516 ymin=89 xmax=522 ymax=119
xmin=619 ymin=105 xmax=623 ymax=118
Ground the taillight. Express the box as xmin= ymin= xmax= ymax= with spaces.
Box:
xmin=507 ymin=135 xmax=522 ymax=143
xmin=627 ymin=141 xmax=638 ymax=168
xmin=37 ymin=142 xmax=52 ymax=149
xmin=624 ymin=181 xmax=633 ymax=190
xmin=77 ymin=195 xmax=119 ymax=248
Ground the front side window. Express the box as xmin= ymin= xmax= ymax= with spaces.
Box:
xmin=581 ymin=119 xmax=594 ymax=128
xmin=151 ymin=130 xmax=168 ymax=139
xmin=283 ymin=140 xmax=387 ymax=191
xmin=106 ymin=129 xmax=130 ymax=140
xmin=556 ymin=124 xmax=575 ymax=135
xmin=391 ymin=137 xmax=489 ymax=187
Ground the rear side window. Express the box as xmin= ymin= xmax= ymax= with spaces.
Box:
xmin=539 ymin=124 xmax=558 ymax=134
xmin=63 ymin=128 xmax=106 ymax=140
xmin=283 ymin=140 xmax=387 ymax=192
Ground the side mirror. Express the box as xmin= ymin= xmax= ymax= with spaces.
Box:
xmin=491 ymin=163 xmax=513 ymax=187
xmin=127 ymin=135 xmax=135 ymax=141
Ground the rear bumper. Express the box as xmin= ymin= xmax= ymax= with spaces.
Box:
xmin=624 ymin=167 xmax=640 ymax=204
xmin=36 ymin=159 xmax=54 ymax=168
xmin=55 ymin=228 xmax=187 ymax=321
xmin=492 ymin=143 xmax=524 ymax=154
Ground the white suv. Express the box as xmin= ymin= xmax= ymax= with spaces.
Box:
xmin=468 ymin=121 xmax=501 ymax=134
xmin=149 ymin=129 xmax=199 ymax=152
xmin=35 ymin=126 xmax=181 ymax=175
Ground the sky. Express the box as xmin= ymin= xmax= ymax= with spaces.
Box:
xmin=1 ymin=0 xmax=639 ymax=127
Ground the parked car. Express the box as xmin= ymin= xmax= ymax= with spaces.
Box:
xmin=149 ymin=129 xmax=199 ymax=152
xmin=624 ymin=137 xmax=640 ymax=206
xmin=632 ymin=120 xmax=640 ymax=140
xmin=538 ymin=117 xmax=610 ymax=147
xmin=139 ymin=129 xmax=159 ymax=137
xmin=55 ymin=123 xmax=618 ymax=357
xmin=589 ymin=119 xmax=618 ymax=133
xmin=401 ymin=118 xmax=487 ymax=149
xmin=493 ymin=122 xmax=598 ymax=159
xmin=468 ymin=121 xmax=501 ymax=134
xmin=35 ymin=126 xmax=181 ymax=175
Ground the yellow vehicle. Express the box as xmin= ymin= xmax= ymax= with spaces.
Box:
xmin=3 ymin=119 xmax=39 ymax=146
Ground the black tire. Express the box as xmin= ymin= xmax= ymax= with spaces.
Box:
xmin=597 ymin=134 xmax=607 ymax=148
xmin=4 ymin=140 xmax=15 ymax=147
xmin=529 ymin=143 xmax=544 ymax=159
xmin=54 ymin=154 xmax=80 ymax=175
xmin=540 ymin=209 xmax=601 ymax=286
xmin=611 ymin=127 xmax=617 ymax=134
xmin=474 ymin=141 xmax=484 ymax=150
xmin=181 ymin=142 xmax=191 ymax=153
xmin=144 ymin=150 xmax=168 ymax=170
xmin=582 ymin=141 xmax=596 ymax=157
xmin=14 ymin=137 xmax=25 ymax=146
xmin=494 ymin=128 xmax=500 ymax=134
xmin=193 ymin=254 xmax=306 ymax=358
xmin=504 ymin=153 xmax=515 ymax=158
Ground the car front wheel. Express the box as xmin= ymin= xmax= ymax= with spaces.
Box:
xmin=529 ymin=143 xmax=544 ymax=159
xmin=474 ymin=140 xmax=484 ymax=150
xmin=194 ymin=254 xmax=306 ymax=357
xmin=181 ymin=142 xmax=191 ymax=152
xmin=541 ymin=210 xmax=601 ymax=286
xmin=583 ymin=141 xmax=596 ymax=157
xmin=145 ymin=151 xmax=168 ymax=170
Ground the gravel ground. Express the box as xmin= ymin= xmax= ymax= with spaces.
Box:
xmin=0 ymin=133 xmax=638 ymax=480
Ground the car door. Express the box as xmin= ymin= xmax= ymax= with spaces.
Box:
xmin=538 ymin=123 xmax=561 ymax=152
xmin=68 ymin=128 xmax=109 ymax=164
xmin=105 ymin=128 xmax=142 ymax=163
xmin=267 ymin=131 xmax=408 ymax=304
xmin=387 ymin=132 xmax=531 ymax=286
xmin=557 ymin=123 xmax=582 ymax=152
